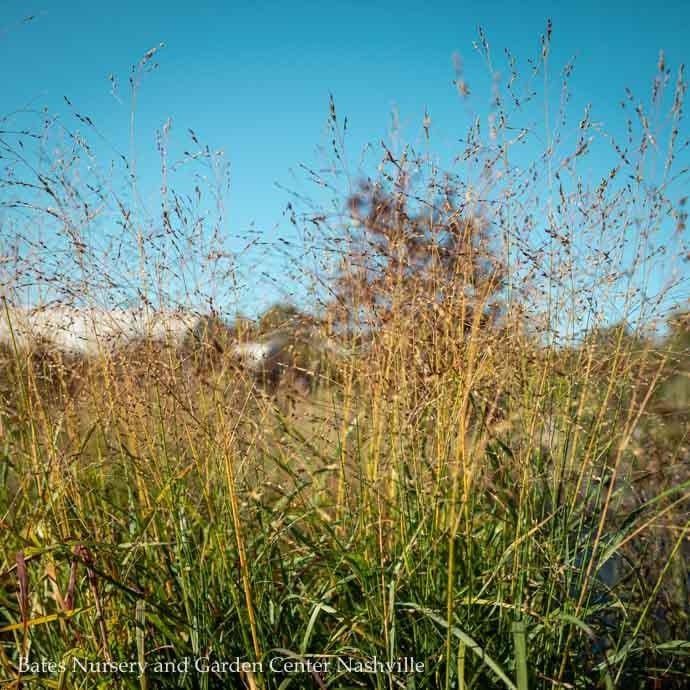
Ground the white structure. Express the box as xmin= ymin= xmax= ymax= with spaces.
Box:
xmin=0 ymin=305 xmax=355 ymax=390
xmin=0 ymin=305 xmax=202 ymax=357
xmin=231 ymin=337 xmax=287 ymax=373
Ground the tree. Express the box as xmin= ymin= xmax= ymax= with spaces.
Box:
xmin=329 ymin=175 xmax=505 ymax=333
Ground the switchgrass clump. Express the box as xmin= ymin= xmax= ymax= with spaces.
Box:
xmin=1 ymin=27 xmax=689 ymax=690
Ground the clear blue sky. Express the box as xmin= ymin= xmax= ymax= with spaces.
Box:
xmin=1 ymin=0 xmax=688 ymax=316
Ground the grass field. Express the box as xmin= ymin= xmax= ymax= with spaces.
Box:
xmin=1 ymin=33 xmax=689 ymax=690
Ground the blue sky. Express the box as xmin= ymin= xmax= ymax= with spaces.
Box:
xmin=1 ymin=0 xmax=688 ymax=317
